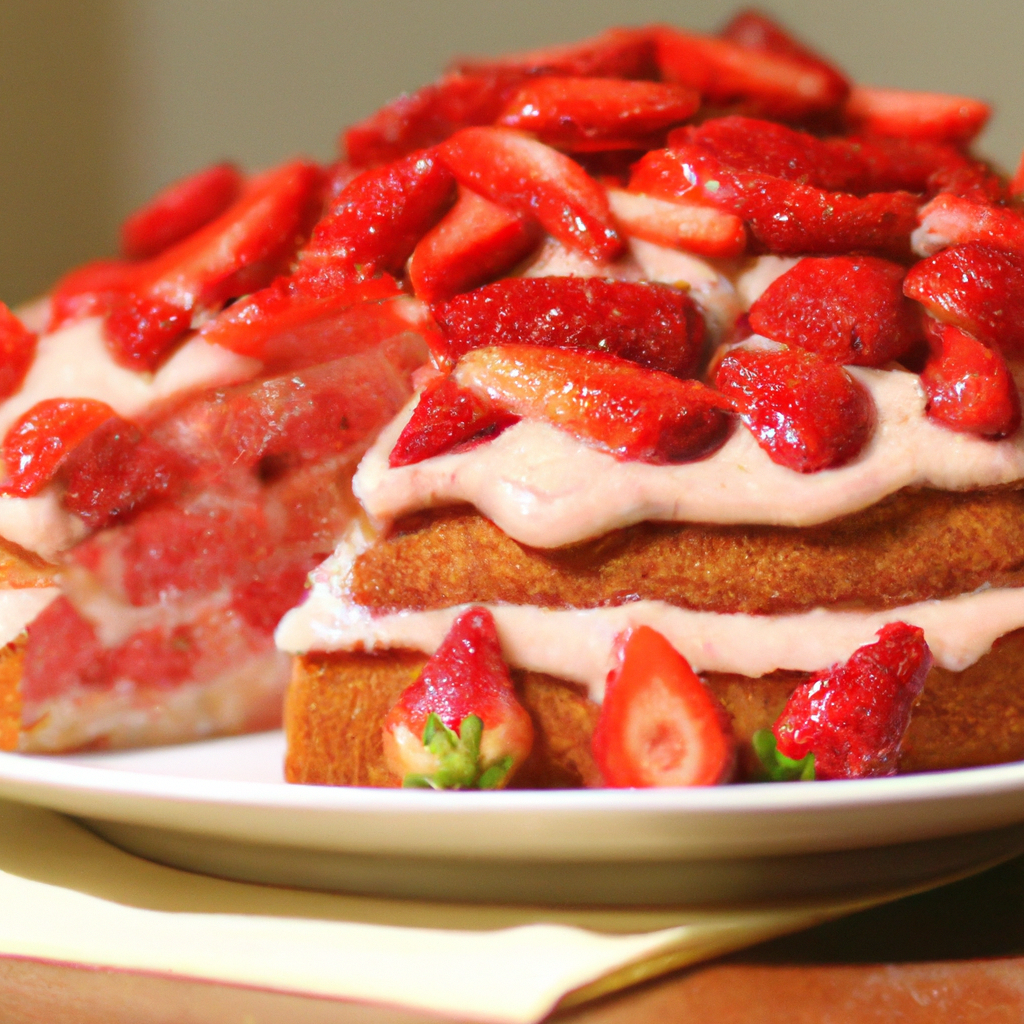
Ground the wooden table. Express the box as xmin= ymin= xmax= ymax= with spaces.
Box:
xmin=3 ymin=853 xmax=1024 ymax=1023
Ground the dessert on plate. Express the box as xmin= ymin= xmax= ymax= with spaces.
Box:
xmin=274 ymin=12 xmax=1024 ymax=788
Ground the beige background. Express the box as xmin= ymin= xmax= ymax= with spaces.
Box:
xmin=1 ymin=0 xmax=1022 ymax=306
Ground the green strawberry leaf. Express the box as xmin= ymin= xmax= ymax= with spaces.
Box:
xmin=752 ymin=729 xmax=815 ymax=782
xmin=402 ymin=713 xmax=513 ymax=790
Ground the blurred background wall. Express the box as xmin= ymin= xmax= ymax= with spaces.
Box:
xmin=1 ymin=0 xmax=1021 ymax=306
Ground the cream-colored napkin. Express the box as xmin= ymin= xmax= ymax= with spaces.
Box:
xmin=0 ymin=799 xmax=922 ymax=1023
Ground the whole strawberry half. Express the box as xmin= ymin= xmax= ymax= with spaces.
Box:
xmin=714 ymin=345 xmax=874 ymax=473
xmin=772 ymin=622 xmax=932 ymax=779
xmin=749 ymin=256 xmax=923 ymax=367
xmin=381 ymin=606 xmax=534 ymax=789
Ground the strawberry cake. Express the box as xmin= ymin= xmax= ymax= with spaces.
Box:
xmin=273 ymin=13 xmax=1024 ymax=788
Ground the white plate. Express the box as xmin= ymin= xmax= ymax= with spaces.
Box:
xmin=2 ymin=731 xmax=1024 ymax=906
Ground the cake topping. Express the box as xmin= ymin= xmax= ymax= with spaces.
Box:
xmin=0 ymin=303 xmax=37 ymax=402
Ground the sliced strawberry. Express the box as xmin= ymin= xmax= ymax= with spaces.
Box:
xmin=497 ymin=77 xmax=699 ymax=151
xmin=231 ymin=554 xmax=325 ymax=633
xmin=773 ymin=622 xmax=932 ymax=779
xmin=913 ymin=193 xmax=1024 ymax=258
xmin=389 ymin=376 xmax=515 ymax=467
xmin=408 ymin=188 xmax=541 ymax=304
xmin=0 ymin=302 xmax=37 ymax=401
xmin=433 ymin=276 xmax=706 ymax=378
xmin=1 ymin=398 xmax=117 ymax=497
xmin=631 ymin=144 xmax=918 ymax=257
xmin=654 ymin=26 xmax=846 ymax=122
xmin=608 ymin=187 xmax=746 ymax=258
xmin=903 ymin=243 xmax=1024 ymax=354
xmin=453 ymin=27 xmax=657 ymax=80
xmin=106 ymin=159 xmax=324 ymax=370
xmin=300 ymin=148 xmax=455 ymax=282
xmin=381 ymin=606 xmax=534 ymax=789
xmin=119 ymin=162 xmax=244 ymax=261
xmin=749 ymin=256 xmax=922 ymax=367
xmin=343 ymin=70 xmax=526 ymax=167
xmin=714 ymin=346 xmax=874 ymax=473
xmin=439 ymin=127 xmax=624 ymax=263
xmin=920 ymin=321 xmax=1021 ymax=438
xmin=452 ymin=344 xmax=731 ymax=464
xmin=720 ymin=9 xmax=850 ymax=109
xmin=844 ymin=85 xmax=990 ymax=146
xmin=21 ymin=597 xmax=106 ymax=699
xmin=592 ymin=625 xmax=734 ymax=787
xmin=48 ymin=259 xmax=140 ymax=331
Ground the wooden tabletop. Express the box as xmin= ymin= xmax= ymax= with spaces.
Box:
xmin=3 ymin=853 xmax=1024 ymax=1024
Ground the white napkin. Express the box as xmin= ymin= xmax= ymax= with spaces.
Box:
xmin=0 ymin=799 xmax=915 ymax=1023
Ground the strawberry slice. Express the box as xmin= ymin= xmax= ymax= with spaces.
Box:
xmin=654 ymin=26 xmax=846 ymax=122
xmin=772 ymin=622 xmax=932 ymax=779
xmin=438 ymin=127 xmax=624 ymax=263
xmin=381 ymin=606 xmax=534 ymax=789
xmin=631 ymin=144 xmax=918 ymax=257
xmin=497 ymin=77 xmax=699 ymax=151
xmin=300 ymin=148 xmax=455 ymax=283
xmin=749 ymin=256 xmax=923 ymax=367
xmin=920 ymin=321 xmax=1021 ymax=438
xmin=452 ymin=344 xmax=732 ymax=464
xmin=844 ymin=85 xmax=990 ymax=146
xmin=592 ymin=625 xmax=734 ymax=787
xmin=903 ymin=243 xmax=1024 ymax=354
xmin=119 ymin=162 xmax=244 ymax=261
xmin=48 ymin=259 xmax=140 ymax=331
xmin=1 ymin=398 xmax=117 ymax=497
xmin=913 ymin=193 xmax=1024 ymax=258
xmin=609 ymin=188 xmax=745 ymax=258
xmin=0 ymin=302 xmax=37 ymax=401
xmin=105 ymin=158 xmax=324 ymax=370
xmin=433 ymin=276 xmax=706 ymax=378
xmin=343 ymin=70 xmax=526 ymax=168
xmin=389 ymin=376 xmax=516 ymax=467
xmin=453 ymin=27 xmax=657 ymax=80
xmin=714 ymin=346 xmax=874 ymax=473
xmin=408 ymin=187 xmax=541 ymax=304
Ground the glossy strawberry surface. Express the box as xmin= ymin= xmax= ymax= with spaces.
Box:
xmin=773 ymin=622 xmax=932 ymax=779
xmin=914 ymin=194 xmax=1024 ymax=257
xmin=48 ymin=259 xmax=139 ymax=331
xmin=0 ymin=302 xmax=37 ymax=401
xmin=714 ymin=346 xmax=874 ymax=472
xmin=592 ymin=625 xmax=734 ymax=787
xmin=433 ymin=276 xmax=706 ymax=377
xmin=749 ymin=256 xmax=922 ymax=366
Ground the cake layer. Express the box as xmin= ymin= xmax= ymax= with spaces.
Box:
xmin=286 ymin=629 xmax=1024 ymax=787
xmin=347 ymin=489 xmax=1024 ymax=615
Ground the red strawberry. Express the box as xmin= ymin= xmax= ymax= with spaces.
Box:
xmin=381 ymin=606 xmax=534 ymax=789
xmin=749 ymin=256 xmax=923 ymax=367
xmin=119 ymin=162 xmax=244 ymax=261
xmin=844 ymin=85 xmax=990 ymax=146
xmin=48 ymin=259 xmax=139 ymax=331
xmin=592 ymin=625 xmax=734 ymax=787
xmin=433 ymin=276 xmax=706 ymax=378
xmin=654 ymin=26 xmax=846 ymax=122
xmin=714 ymin=346 xmax=874 ymax=473
xmin=1 ymin=398 xmax=117 ymax=497
xmin=452 ymin=344 xmax=731 ymax=464
xmin=914 ymin=193 xmax=1024 ymax=258
xmin=408 ymin=187 xmax=541 ymax=304
xmin=438 ymin=127 xmax=624 ymax=263
xmin=0 ymin=302 xmax=37 ymax=401
xmin=343 ymin=70 xmax=526 ymax=168
xmin=608 ymin=187 xmax=746 ymax=258
xmin=299 ymin=149 xmax=456 ymax=281
xmin=920 ymin=321 xmax=1021 ymax=438
xmin=1011 ymin=150 xmax=1024 ymax=199
xmin=453 ymin=27 xmax=657 ymax=80
xmin=903 ymin=243 xmax=1024 ymax=354
xmin=631 ymin=144 xmax=918 ymax=257
xmin=497 ymin=77 xmax=699 ymax=151
xmin=773 ymin=622 xmax=932 ymax=779
xmin=105 ymin=159 xmax=324 ymax=370
xmin=230 ymin=554 xmax=325 ymax=634
xmin=389 ymin=376 xmax=516 ymax=467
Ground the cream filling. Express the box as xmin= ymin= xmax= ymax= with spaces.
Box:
xmin=276 ymin=586 xmax=1024 ymax=704
xmin=0 ymin=586 xmax=60 ymax=647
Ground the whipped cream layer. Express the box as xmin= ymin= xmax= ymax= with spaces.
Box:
xmin=355 ymin=362 xmax=1024 ymax=548
xmin=0 ymin=586 xmax=60 ymax=648
xmin=277 ymin=586 xmax=1024 ymax=704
